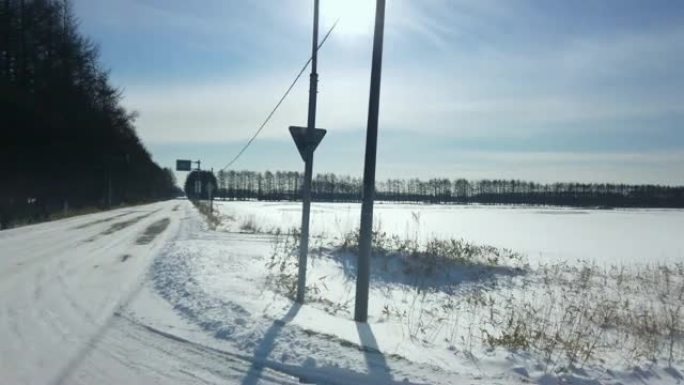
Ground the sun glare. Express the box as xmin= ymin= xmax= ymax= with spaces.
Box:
xmin=323 ymin=0 xmax=375 ymax=38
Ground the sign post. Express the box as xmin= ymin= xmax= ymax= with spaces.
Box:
xmin=293 ymin=0 xmax=324 ymax=304
xmin=355 ymin=0 xmax=387 ymax=323
xmin=207 ymin=181 xmax=214 ymax=212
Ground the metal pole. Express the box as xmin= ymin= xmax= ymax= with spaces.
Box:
xmin=296 ymin=0 xmax=319 ymax=304
xmin=210 ymin=168 xmax=214 ymax=212
xmin=355 ymin=0 xmax=386 ymax=323
xmin=209 ymin=186 xmax=213 ymax=212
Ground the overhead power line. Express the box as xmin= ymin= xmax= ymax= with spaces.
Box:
xmin=221 ymin=18 xmax=339 ymax=171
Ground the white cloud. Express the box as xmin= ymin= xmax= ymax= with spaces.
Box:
xmin=97 ymin=0 xmax=683 ymax=153
xmin=124 ymin=51 xmax=683 ymax=144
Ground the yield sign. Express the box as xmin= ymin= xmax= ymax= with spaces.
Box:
xmin=289 ymin=126 xmax=326 ymax=161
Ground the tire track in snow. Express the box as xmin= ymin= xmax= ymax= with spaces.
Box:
xmin=71 ymin=210 xmax=138 ymax=230
xmin=84 ymin=209 xmax=162 ymax=242
xmin=50 ymin=208 xmax=175 ymax=323
xmin=0 ymin=205 xmax=164 ymax=284
xmin=0 ymin=201 xmax=180 ymax=385
xmin=135 ymin=217 xmax=171 ymax=245
xmin=46 ymin=204 xmax=183 ymax=384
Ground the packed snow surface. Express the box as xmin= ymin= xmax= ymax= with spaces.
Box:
xmin=1 ymin=199 xmax=682 ymax=385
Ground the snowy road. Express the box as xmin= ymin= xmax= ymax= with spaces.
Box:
xmin=0 ymin=201 xmax=302 ymax=385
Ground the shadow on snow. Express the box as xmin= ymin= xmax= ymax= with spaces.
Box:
xmin=326 ymin=249 xmax=525 ymax=293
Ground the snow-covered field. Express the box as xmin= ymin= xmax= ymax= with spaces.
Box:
xmin=1 ymin=199 xmax=683 ymax=385
xmin=214 ymin=200 xmax=684 ymax=264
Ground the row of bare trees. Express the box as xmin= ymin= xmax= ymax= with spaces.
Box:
xmin=216 ymin=170 xmax=684 ymax=208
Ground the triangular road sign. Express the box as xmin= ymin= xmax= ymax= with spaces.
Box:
xmin=289 ymin=126 xmax=326 ymax=161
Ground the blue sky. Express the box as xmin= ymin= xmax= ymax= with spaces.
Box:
xmin=71 ymin=0 xmax=684 ymax=184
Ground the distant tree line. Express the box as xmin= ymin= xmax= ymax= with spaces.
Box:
xmin=1 ymin=0 xmax=180 ymax=228
xmin=216 ymin=170 xmax=684 ymax=208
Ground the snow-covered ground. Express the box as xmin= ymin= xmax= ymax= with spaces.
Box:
xmin=0 ymin=201 xmax=309 ymax=385
xmin=1 ymin=199 xmax=683 ymax=385
xmin=213 ymin=200 xmax=684 ymax=264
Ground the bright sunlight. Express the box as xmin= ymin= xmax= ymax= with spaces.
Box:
xmin=323 ymin=0 xmax=375 ymax=37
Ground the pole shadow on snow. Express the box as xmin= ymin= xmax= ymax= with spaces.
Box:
xmin=291 ymin=322 xmax=419 ymax=385
xmin=241 ymin=304 xmax=301 ymax=385
xmin=241 ymin=301 xmax=422 ymax=385
xmin=356 ymin=322 xmax=394 ymax=384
